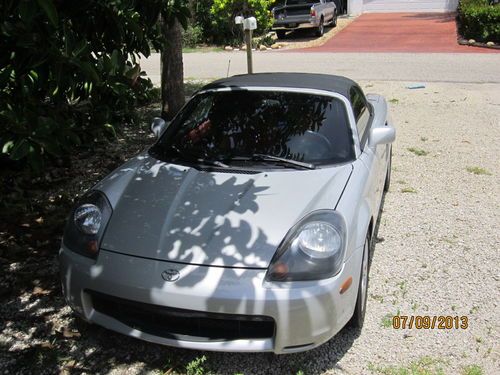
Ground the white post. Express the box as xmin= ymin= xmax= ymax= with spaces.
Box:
xmin=236 ymin=16 xmax=258 ymax=74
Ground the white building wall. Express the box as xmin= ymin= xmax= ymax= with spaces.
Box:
xmin=349 ymin=0 xmax=459 ymax=15
xmin=349 ymin=0 xmax=365 ymax=15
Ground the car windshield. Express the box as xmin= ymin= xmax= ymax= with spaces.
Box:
xmin=150 ymin=90 xmax=355 ymax=167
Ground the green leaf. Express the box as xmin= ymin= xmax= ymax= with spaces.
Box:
xmin=9 ymin=139 xmax=31 ymax=160
xmin=2 ymin=140 xmax=14 ymax=154
xmin=72 ymin=60 xmax=100 ymax=83
xmin=36 ymin=0 xmax=58 ymax=27
xmin=125 ymin=64 xmax=141 ymax=80
xmin=110 ymin=50 xmax=120 ymax=75
xmin=104 ymin=123 xmax=117 ymax=138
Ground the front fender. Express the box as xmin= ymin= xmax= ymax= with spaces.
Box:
xmin=336 ymin=160 xmax=374 ymax=259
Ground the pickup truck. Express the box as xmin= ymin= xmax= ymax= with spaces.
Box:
xmin=272 ymin=0 xmax=338 ymax=39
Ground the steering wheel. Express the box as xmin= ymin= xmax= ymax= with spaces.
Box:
xmin=286 ymin=130 xmax=335 ymax=160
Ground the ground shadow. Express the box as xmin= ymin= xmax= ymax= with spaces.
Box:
xmin=402 ymin=12 xmax=457 ymax=23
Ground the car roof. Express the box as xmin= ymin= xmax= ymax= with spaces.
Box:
xmin=200 ymin=73 xmax=359 ymax=100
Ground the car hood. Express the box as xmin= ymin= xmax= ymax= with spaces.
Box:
xmin=97 ymin=153 xmax=352 ymax=269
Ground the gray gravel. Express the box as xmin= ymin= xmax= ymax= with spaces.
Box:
xmin=1 ymin=80 xmax=498 ymax=374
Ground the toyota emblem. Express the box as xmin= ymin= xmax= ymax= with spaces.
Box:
xmin=161 ymin=269 xmax=180 ymax=282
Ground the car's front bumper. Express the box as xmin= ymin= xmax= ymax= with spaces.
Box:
xmin=60 ymin=246 xmax=362 ymax=354
xmin=272 ymin=17 xmax=320 ymax=31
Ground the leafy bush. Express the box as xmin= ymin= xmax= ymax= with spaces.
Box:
xmin=183 ymin=25 xmax=204 ymax=47
xmin=0 ymin=0 xmax=189 ymax=171
xmin=192 ymin=0 xmax=275 ymax=45
xmin=457 ymin=0 xmax=500 ymax=42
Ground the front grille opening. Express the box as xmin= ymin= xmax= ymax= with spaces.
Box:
xmin=89 ymin=291 xmax=275 ymax=342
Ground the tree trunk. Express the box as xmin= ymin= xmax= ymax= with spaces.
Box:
xmin=161 ymin=18 xmax=185 ymax=121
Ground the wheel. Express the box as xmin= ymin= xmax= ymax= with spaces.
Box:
xmin=332 ymin=11 xmax=338 ymax=27
xmin=315 ymin=18 xmax=324 ymax=37
xmin=384 ymin=147 xmax=392 ymax=192
xmin=349 ymin=234 xmax=370 ymax=328
xmin=276 ymin=30 xmax=287 ymax=39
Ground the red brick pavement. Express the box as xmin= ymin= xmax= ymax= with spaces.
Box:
xmin=305 ymin=13 xmax=499 ymax=53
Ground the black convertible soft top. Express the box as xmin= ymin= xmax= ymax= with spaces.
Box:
xmin=200 ymin=73 xmax=360 ymax=100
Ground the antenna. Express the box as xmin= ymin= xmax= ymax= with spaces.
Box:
xmin=227 ymin=59 xmax=231 ymax=78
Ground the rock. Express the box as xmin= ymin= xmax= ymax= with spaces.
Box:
xmin=271 ymin=43 xmax=281 ymax=49
xmin=266 ymin=31 xmax=278 ymax=41
xmin=486 ymin=41 xmax=495 ymax=46
xmin=241 ymin=44 xmax=247 ymax=51
xmin=224 ymin=46 xmax=233 ymax=51
xmin=259 ymin=45 xmax=267 ymax=51
xmin=62 ymin=327 xmax=81 ymax=338
xmin=468 ymin=39 xmax=476 ymax=44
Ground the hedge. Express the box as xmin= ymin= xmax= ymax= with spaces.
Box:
xmin=457 ymin=0 xmax=500 ymax=43
xmin=0 ymin=0 xmax=189 ymax=172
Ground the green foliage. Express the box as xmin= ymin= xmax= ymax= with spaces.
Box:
xmin=407 ymin=147 xmax=429 ymax=156
xmin=0 ymin=0 xmax=189 ymax=172
xmin=462 ymin=364 xmax=483 ymax=375
xmin=192 ymin=0 xmax=275 ymax=45
xmin=255 ymin=32 xmax=275 ymax=47
xmin=457 ymin=0 xmax=500 ymax=42
xmin=369 ymin=357 xmax=446 ymax=375
xmin=466 ymin=166 xmax=491 ymax=175
xmin=182 ymin=25 xmax=204 ymax=47
xmin=185 ymin=355 xmax=207 ymax=375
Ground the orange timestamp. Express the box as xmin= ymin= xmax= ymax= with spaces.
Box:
xmin=392 ymin=315 xmax=469 ymax=330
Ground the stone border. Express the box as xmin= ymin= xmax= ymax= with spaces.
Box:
xmin=457 ymin=38 xmax=500 ymax=50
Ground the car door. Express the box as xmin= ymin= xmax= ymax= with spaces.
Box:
xmin=351 ymin=87 xmax=385 ymax=218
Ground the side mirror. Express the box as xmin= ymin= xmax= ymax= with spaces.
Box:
xmin=368 ymin=126 xmax=396 ymax=147
xmin=151 ymin=117 xmax=167 ymax=139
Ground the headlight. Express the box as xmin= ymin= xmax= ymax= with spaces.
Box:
xmin=296 ymin=221 xmax=342 ymax=259
xmin=74 ymin=204 xmax=102 ymax=235
xmin=63 ymin=191 xmax=112 ymax=259
xmin=266 ymin=210 xmax=347 ymax=282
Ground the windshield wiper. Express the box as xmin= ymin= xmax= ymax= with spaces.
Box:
xmin=253 ymin=154 xmax=316 ymax=170
xmin=228 ymin=154 xmax=315 ymax=170
xmin=195 ymin=158 xmax=229 ymax=168
xmin=167 ymin=146 xmax=229 ymax=168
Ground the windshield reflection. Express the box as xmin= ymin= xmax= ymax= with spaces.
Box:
xmin=151 ymin=90 xmax=354 ymax=167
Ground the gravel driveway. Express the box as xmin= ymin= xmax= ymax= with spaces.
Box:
xmin=1 ymin=80 xmax=498 ymax=375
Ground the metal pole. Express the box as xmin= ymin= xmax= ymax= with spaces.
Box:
xmin=245 ymin=29 xmax=253 ymax=74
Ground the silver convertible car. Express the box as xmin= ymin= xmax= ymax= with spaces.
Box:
xmin=60 ymin=73 xmax=395 ymax=354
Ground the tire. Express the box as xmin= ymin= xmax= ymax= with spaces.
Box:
xmin=349 ymin=234 xmax=370 ymax=328
xmin=276 ymin=30 xmax=287 ymax=39
xmin=384 ymin=147 xmax=392 ymax=192
xmin=315 ymin=18 xmax=324 ymax=37
xmin=332 ymin=11 xmax=338 ymax=27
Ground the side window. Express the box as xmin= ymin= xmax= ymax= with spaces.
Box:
xmin=350 ymin=87 xmax=371 ymax=148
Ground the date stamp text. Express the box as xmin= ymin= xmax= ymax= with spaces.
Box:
xmin=392 ymin=315 xmax=468 ymax=329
